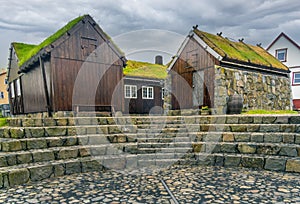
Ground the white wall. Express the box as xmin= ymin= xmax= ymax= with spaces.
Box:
xmin=267 ymin=35 xmax=300 ymax=100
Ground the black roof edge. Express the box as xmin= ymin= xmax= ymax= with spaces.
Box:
xmin=220 ymin=58 xmax=290 ymax=77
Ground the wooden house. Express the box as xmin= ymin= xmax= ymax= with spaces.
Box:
xmin=168 ymin=27 xmax=291 ymax=114
xmin=123 ymin=60 xmax=166 ymax=114
xmin=267 ymin=32 xmax=300 ymax=110
xmin=7 ymin=15 xmax=126 ymax=116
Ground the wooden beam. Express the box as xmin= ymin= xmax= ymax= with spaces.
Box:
xmin=39 ymin=56 xmax=52 ymax=117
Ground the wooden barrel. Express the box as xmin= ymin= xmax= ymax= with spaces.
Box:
xmin=227 ymin=94 xmax=243 ymax=114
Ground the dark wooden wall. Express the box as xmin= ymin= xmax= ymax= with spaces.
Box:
xmin=170 ymin=37 xmax=218 ymax=110
xmin=124 ymin=78 xmax=163 ymax=114
xmin=49 ymin=16 xmax=124 ymax=112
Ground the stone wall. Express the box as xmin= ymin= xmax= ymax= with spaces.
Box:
xmin=214 ymin=66 xmax=292 ymax=114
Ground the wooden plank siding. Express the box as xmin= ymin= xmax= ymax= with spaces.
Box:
xmin=170 ymin=37 xmax=218 ymax=110
xmin=49 ymin=18 xmax=124 ymax=112
xmin=124 ymin=77 xmax=163 ymax=114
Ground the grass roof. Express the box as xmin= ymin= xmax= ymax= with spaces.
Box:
xmin=194 ymin=29 xmax=288 ymax=71
xmin=15 ymin=15 xmax=86 ymax=67
xmin=124 ymin=60 xmax=167 ymax=79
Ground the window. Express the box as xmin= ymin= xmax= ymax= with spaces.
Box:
xmin=162 ymin=88 xmax=165 ymax=100
xmin=124 ymin=85 xmax=137 ymax=98
xmin=10 ymin=83 xmax=15 ymax=98
xmin=4 ymin=79 xmax=7 ymax=85
xmin=293 ymin=72 xmax=300 ymax=85
xmin=276 ymin=49 xmax=287 ymax=62
xmin=142 ymin=86 xmax=154 ymax=99
xmin=0 ymin=92 xmax=4 ymax=99
xmin=16 ymin=79 xmax=21 ymax=96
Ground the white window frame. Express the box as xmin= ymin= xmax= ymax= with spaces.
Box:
xmin=162 ymin=88 xmax=165 ymax=100
xmin=124 ymin=85 xmax=137 ymax=99
xmin=16 ymin=79 xmax=21 ymax=96
xmin=276 ymin=48 xmax=287 ymax=62
xmin=293 ymin=72 xmax=300 ymax=85
xmin=142 ymin=86 xmax=154 ymax=99
xmin=10 ymin=82 xmax=15 ymax=98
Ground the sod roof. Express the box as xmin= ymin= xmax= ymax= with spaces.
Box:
xmin=123 ymin=60 xmax=167 ymax=79
xmin=13 ymin=15 xmax=86 ymax=67
xmin=193 ymin=29 xmax=288 ymax=71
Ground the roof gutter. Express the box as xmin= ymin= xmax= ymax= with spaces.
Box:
xmin=220 ymin=59 xmax=290 ymax=77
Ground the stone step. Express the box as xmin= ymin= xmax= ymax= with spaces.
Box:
xmin=7 ymin=115 xmax=300 ymax=127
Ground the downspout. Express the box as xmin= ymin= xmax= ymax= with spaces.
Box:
xmin=39 ymin=56 xmax=52 ymax=117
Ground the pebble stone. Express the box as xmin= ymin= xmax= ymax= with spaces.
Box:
xmin=0 ymin=165 xmax=299 ymax=203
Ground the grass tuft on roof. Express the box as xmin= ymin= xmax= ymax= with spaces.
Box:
xmin=16 ymin=15 xmax=86 ymax=66
xmin=124 ymin=60 xmax=167 ymax=79
xmin=194 ymin=29 xmax=288 ymax=71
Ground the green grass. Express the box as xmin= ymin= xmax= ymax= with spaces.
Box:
xmin=242 ymin=109 xmax=298 ymax=115
xmin=15 ymin=15 xmax=86 ymax=66
xmin=194 ymin=29 xmax=288 ymax=70
xmin=124 ymin=60 xmax=168 ymax=79
xmin=0 ymin=118 xmax=7 ymax=127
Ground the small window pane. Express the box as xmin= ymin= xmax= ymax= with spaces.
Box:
xmin=294 ymin=73 xmax=300 ymax=84
xmin=276 ymin=49 xmax=286 ymax=61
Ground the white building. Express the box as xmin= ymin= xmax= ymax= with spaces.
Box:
xmin=267 ymin=32 xmax=300 ymax=110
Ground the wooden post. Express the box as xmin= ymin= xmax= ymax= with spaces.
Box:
xmin=39 ymin=56 xmax=52 ymax=117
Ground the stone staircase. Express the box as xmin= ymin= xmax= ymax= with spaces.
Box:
xmin=0 ymin=115 xmax=299 ymax=188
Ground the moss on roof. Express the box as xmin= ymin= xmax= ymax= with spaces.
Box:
xmin=124 ymin=60 xmax=167 ymax=79
xmin=12 ymin=42 xmax=37 ymax=60
xmin=194 ymin=29 xmax=288 ymax=71
xmin=16 ymin=15 xmax=86 ymax=66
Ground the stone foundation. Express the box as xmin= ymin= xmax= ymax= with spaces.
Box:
xmin=214 ymin=66 xmax=292 ymax=114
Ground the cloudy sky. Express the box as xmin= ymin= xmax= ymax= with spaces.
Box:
xmin=1 ymin=0 xmax=300 ymax=68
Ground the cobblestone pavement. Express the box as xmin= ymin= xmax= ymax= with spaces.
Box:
xmin=0 ymin=165 xmax=300 ymax=204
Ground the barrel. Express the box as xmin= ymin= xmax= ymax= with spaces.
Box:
xmin=227 ymin=93 xmax=243 ymax=114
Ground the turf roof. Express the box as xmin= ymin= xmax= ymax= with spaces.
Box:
xmin=193 ymin=29 xmax=288 ymax=71
xmin=14 ymin=15 xmax=86 ymax=67
xmin=124 ymin=60 xmax=167 ymax=79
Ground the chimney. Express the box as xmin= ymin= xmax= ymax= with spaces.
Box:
xmin=155 ymin=55 xmax=163 ymax=65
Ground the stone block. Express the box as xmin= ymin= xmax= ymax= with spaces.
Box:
xmin=86 ymin=127 xmax=97 ymax=135
xmin=286 ymin=159 xmax=300 ymax=173
xmin=221 ymin=144 xmax=237 ymax=153
xmin=29 ymin=165 xmax=53 ymax=181
xmin=43 ymin=118 xmax=57 ymax=126
xmin=17 ymin=153 xmax=32 ymax=164
xmin=25 ymin=128 xmax=45 ymax=138
xmin=65 ymin=161 xmax=82 ymax=175
xmin=6 ymin=155 xmax=17 ymax=166
xmin=223 ymin=133 xmax=234 ymax=142
xmin=64 ymin=137 xmax=78 ymax=146
xmin=47 ymin=138 xmax=64 ymax=147
xmin=10 ymin=128 xmax=25 ymax=139
xmin=9 ymin=168 xmax=29 ymax=186
xmin=265 ymin=158 xmax=286 ymax=171
xmin=234 ymin=134 xmax=251 ymax=142
xmin=296 ymin=135 xmax=300 ymax=144
xmin=45 ymin=127 xmax=67 ymax=136
xmin=247 ymin=125 xmax=260 ymax=132
xmin=196 ymin=155 xmax=215 ymax=166
xmin=239 ymin=116 xmax=254 ymax=124
xmin=66 ymin=127 xmax=77 ymax=136
xmin=32 ymin=151 xmax=55 ymax=162
xmin=79 ymin=148 xmax=91 ymax=157
xmin=256 ymin=145 xmax=280 ymax=155
xmin=2 ymin=141 xmax=22 ymax=152
xmin=81 ymin=160 xmax=103 ymax=173
xmin=241 ymin=157 xmax=264 ymax=169
xmin=289 ymin=117 xmax=300 ymax=124
xmin=260 ymin=125 xmax=279 ymax=133
xmin=53 ymin=163 xmax=65 ymax=177
xmin=56 ymin=119 xmax=68 ymax=126
xmin=103 ymin=157 xmax=126 ymax=170
xmin=238 ymin=144 xmax=256 ymax=154
xmin=0 ymin=156 xmax=7 ymax=167
xmin=226 ymin=116 xmax=239 ymax=124
xmin=264 ymin=134 xmax=282 ymax=143
xmin=215 ymin=156 xmax=224 ymax=166
xmin=203 ymin=134 xmax=222 ymax=142
xmin=57 ymin=149 xmax=78 ymax=160
xmin=279 ymin=147 xmax=298 ymax=157
xmin=192 ymin=143 xmax=203 ymax=153
xmin=262 ymin=116 xmax=277 ymax=124
xmin=283 ymin=134 xmax=295 ymax=144
xmin=251 ymin=133 xmax=264 ymax=143
xmin=231 ymin=125 xmax=247 ymax=132
xmin=224 ymin=156 xmax=241 ymax=167
xmin=27 ymin=139 xmax=47 ymax=150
